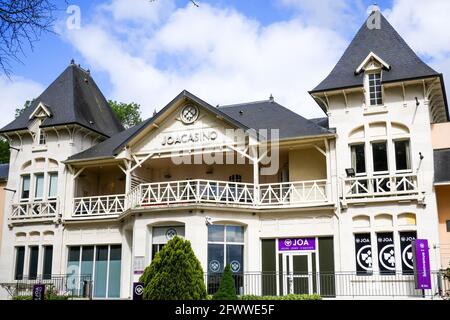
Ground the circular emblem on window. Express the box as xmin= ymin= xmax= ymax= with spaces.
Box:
xmin=134 ymin=284 xmax=144 ymax=296
xmin=402 ymin=244 xmax=414 ymax=270
xmin=230 ymin=260 xmax=241 ymax=273
xmin=379 ymin=244 xmax=396 ymax=270
xmin=356 ymin=245 xmax=373 ymax=271
xmin=180 ymin=104 xmax=199 ymax=124
xmin=165 ymin=228 xmax=177 ymax=240
xmin=209 ymin=260 xmax=221 ymax=272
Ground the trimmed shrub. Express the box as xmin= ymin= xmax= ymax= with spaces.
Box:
xmin=139 ymin=236 xmax=207 ymax=300
xmin=240 ymin=294 xmax=321 ymax=300
xmin=213 ymin=264 xmax=237 ymax=300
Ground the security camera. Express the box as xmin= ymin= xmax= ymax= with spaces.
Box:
xmin=205 ymin=216 xmax=213 ymax=226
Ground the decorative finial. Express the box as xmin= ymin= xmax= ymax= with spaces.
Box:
xmin=87 ymin=69 xmax=90 ymax=74
xmin=153 ymin=109 xmax=157 ymax=116
xmin=269 ymin=94 xmax=274 ymax=102
xmin=70 ymin=59 xmax=75 ymax=65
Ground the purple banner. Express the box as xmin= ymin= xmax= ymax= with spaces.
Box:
xmin=278 ymin=238 xmax=316 ymax=251
xmin=414 ymin=239 xmax=431 ymax=290
xmin=32 ymin=284 xmax=45 ymax=301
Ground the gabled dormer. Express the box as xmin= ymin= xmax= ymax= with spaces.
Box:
xmin=309 ymin=10 xmax=449 ymax=123
xmin=29 ymin=102 xmax=52 ymax=120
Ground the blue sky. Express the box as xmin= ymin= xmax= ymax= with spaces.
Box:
xmin=1 ymin=0 xmax=448 ymax=127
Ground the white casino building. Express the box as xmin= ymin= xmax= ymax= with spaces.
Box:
xmin=0 ymin=11 xmax=448 ymax=299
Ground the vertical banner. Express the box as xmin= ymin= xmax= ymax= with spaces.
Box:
xmin=354 ymin=233 xmax=373 ymax=275
xmin=399 ymin=231 xmax=416 ymax=274
xmin=133 ymin=282 xmax=145 ymax=300
xmin=413 ymin=239 xmax=432 ymax=290
xmin=376 ymin=232 xmax=395 ymax=274
xmin=32 ymin=284 xmax=45 ymax=300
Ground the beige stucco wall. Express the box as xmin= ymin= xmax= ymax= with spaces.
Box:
xmin=289 ymin=148 xmax=327 ymax=181
xmin=431 ymin=122 xmax=450 ymax=149
xmin=436 ymin=185 xmax=450 ymax=268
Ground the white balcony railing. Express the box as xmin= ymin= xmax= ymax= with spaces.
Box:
xmin=128 ymin=179 xmax=330 ymax=210
xmin=259 ymin=180 xmax=329 ymax=207
xmin=73 ymin=194 xmax=126 ymax=217
xmin=11 ymin=199 xmax=59 ymax=221
xmin=342 ymin=173 xmax=421 ymax=203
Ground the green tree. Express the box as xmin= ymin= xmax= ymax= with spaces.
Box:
xmin=0 ymin=138 xmax=9 ymax=164
xmin=108 ymin=100 xmax=143 ymax=129
xmin=139 ymin=236 xmax=207 ymax=300
xmin=15 ymin=99 xmax=34 ymax=118
xmin=213 ymin=264 xmax=237 ymax=300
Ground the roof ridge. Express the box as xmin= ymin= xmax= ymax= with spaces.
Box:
xmin=219 ymin=99 xmax=272 ymax=108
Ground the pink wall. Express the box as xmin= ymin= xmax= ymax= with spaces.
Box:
xmin=431 ymin=122 xmax=450 ymax=149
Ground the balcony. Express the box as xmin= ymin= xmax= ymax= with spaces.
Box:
xmin=127 ymin=179 xmax=331 ymax=211
xmin=10 ymin=199 xmax=59 ymax=222
xmin=72 ymin=195 xmax=126 ymax=218
xmin=341 ymin=173 xmax=423 ymax=206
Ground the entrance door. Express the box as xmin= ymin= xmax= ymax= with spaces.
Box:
xmin=282 ymin=253 xmax=313 ymax=295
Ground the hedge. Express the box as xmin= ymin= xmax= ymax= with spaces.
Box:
xmin=240 ymin=294 xmax=322 ymax=300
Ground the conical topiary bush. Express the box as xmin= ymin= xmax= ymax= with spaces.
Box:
xmin=139 ymin=236 xmax=207 ymax=300
xmin=213 ymin=264 xmax=237 ymax=300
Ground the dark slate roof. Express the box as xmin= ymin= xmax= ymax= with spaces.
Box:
xmin=311 ymin=12 xmax=439 ymax=93
xmin=434 ymin=149 xmax=450 ymax=184
xmin=0 ymin=63 xmax=124 ymax=137
xmin=68 ymin=94 xmax=334 ymax=162
xmin=67 ymin=118 xmax=151 ymax=161
xmin=0 ymin=164 xmax=9 ymax=182
xmin=219 ymin=100 xmax=332 ymax=140
xmin=310 ymin=117 xmax=329 ymax=130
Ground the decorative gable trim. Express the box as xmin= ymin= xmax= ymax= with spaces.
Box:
xmin=355 ymin=52 xmax=391 ymax=74
xmin=29 ymin=102 xmax=52 ymax=120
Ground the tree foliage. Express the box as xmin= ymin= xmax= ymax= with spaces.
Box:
xmin=139 ymin=236 xmax=207 ymax=300
xmin=213 ymin=264 xmax=237 ymax=300
xmin=108 ymin=100 xmax=143 ymax=129
xmin=0 ymin=0 xmax=58 ymax=75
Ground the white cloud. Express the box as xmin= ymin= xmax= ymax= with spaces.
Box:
xmin=0 ymin=76 xmax=44 ymax=127
xmin=63 ymin=1 xmax=348 ymax=120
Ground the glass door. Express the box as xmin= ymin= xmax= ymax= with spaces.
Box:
xmin=282 ymin=252 xmax=313 ymax=295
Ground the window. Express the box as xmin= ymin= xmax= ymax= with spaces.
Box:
xmin=38 ymin=131 xmax=46 ymax=145
xmin=229 ymin=175 xmax=242 ymax=183
xmin=48 ymin=173 xmax=58 ymax=198
xmin=34 ymin=173 xmax=45 ymax=199
xmin=42 ymin=246 xmax=53 ymax=279
xmin=399 ymin=231 xmax=416 ymax=275
xmin=394 ymin=140 xmax=411 ymax=171
xmin=21 ymin=175 xmax=30 ymax=199
xmin=447 ymin=220 xmax=450 ymax=232
xmin=28 ymin=246 xmax=39 ymax=280
xmin=376 ymin=232 xmax=395 ymax=275
xmin=207 ymin=225 xmax=244 ymax=273
xmin=368 ymin=73 xmax=382 ymax=106
xmin=372 ymin=142 xmax=388 ymax=172
xmin=354 ymin=234 xmax=372 ymax=276
xmin=14 ymin=247 xmax=25 ymax=280
xmin=67 ymin=245 xmax=121 ymax=298
xmin=351 ymin=144 xmax=366 ymax=174
xmin=207 ymin=225 xmax=244 ymax=294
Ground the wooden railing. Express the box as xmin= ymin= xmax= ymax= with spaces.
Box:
xmin=72 ymin=194 xmax=126 ymax=217
xmin=259 ymin=180 xmax=329 ymax=207
xmin=342 ymin=173 xmax=421 ymax=204
xmin=129 ymin=179 xmax=330 ymax=210
xmin=11 ymin=199 xmax=59 ymax=221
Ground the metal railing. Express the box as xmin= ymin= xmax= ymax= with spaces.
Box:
xmin=129 ymin=179 xmax=330 ymax=210
xmin=11 ymin=199 xmax=59 ymax=221
xmin=72 ymin=194 xmax=126 ymax=217
xmin=205 ymin=271 xmax=449 ymax=298
xmin=2 ymin=274 xmax=92 ymax=299
xmin=342 ymin=173 xmax=421 ymax=203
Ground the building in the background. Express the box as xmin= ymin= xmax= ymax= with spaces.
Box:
xmin=0 ymin=9 xmax=448 ymax=299
xmin=432 ymin=122 xmax=450 ymax=269
xmin=0 ymin=164 xmax=9 ymax=249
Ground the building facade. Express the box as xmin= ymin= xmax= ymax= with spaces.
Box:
xmin=0 ymin=10 xmax=448 ymax=299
